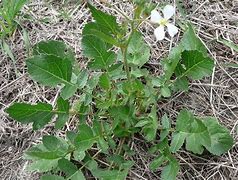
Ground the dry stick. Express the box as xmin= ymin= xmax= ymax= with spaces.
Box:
xmin=191 ymin=82 xmax=229 ymax=88
xmin=177 ymin=154 xmax=206 ymax=180
xmin=210 ymin=54 xmax=217 ymax=118
xmin=0 ymin=74 xmax=25 ymax=91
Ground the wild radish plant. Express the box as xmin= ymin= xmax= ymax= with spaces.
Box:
xmin=6 ymin=1 xmax=234 ymax=180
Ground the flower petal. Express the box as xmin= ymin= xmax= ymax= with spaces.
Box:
xmin=154 ymin=26 xmax=165 ymax=41
xmin=163 ymin=5 xmax=175 ymax=20
xmin=167 ymin=23 xmax=178 ymax=37
xmin=151 ymin=10 xmax=162 ymax=23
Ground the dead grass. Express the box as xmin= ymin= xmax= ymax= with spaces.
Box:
xmin=0 ymin=0 xmax=237 ymax=179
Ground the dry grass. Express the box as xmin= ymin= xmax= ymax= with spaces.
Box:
xmin=0 ymin=0 xmax=237 ymax=179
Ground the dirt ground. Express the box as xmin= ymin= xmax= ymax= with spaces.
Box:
xmin=0 ymin=0 xmax=238 ymax=179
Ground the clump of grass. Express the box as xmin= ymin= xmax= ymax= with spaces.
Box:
xmin=0 ymin=0 xmax=28 ymax=38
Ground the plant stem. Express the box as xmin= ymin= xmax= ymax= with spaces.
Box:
xmin=109 ymin=137 xmax=126 ymax=170
xmin=121 ymin=46 xmax=131 ymax=83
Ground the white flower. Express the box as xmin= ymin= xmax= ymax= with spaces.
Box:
xmin=151 ymin=5 xmax=178 ymax=41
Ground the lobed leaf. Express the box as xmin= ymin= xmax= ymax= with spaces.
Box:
xmin=203 ymin=117 xmax=234 ymax=155
xmin=172 ymin=110 xmax=234 ymax=155
xmin=171 ymin=110 xmax=211 ymax=154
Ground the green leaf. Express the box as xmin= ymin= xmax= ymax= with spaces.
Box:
xmin=2 ymin=40 xmax=16 ymax=62
xmin=88 ymin=4 xmax=119 ymax=34
xmin=6 ymin=103 xmax=53 ymax=130
xmin=161 ymin=86 xmax=171 ymax=97
xmin=143 ymin=106 xmax=158 ymax=141
xmin=84 ymin=27 xmax=120 ymax=46
xmin=99 ymin=73 xmax=111 ymax=90
xmin=161 ymin=114 xmax=171 ymax=129
xmin=41 ymin=175 xmax=65 ymax=180
xmin=82 ymin=24 xmax=116 ymax=70
xmin=180 ymin=24 xmax=207 ymax=55
xmin=203 ymin=117 xmax=234 ymax=155
xmin=58 ymin=158 xmax=78 ymax=177
xmin=173 ymin=77 xmax=189 ymax=91
xmin=26 ymin=54 xmax=73 ymax=87
xmin=170 ymin=132 xmax=187 ymax=153
xmin=93 ymin=169 xmax=127 ymax=180
xmin=77 ymin=69 xmax=89 ymax=89
xmin=55 ymin=97 xmax=70 ymax=129
xmin=175 ymin=50 xmax=214 ymax=80
xmin=162 ymin=23 xmax=208 ymax=83
xmin=61 ymin=84 xmax=77 ymax=100
xmin=42 ymin=135 xmax=68 ymax=152
xmin=92 ymin=121 xmax=109 ymax=152
xmin=27 ymin=159 xmax=59 ymax=172
xmin=174 ymin=109 xmax=211 ymax=154
xmin=73 ymin=150 xmax=85 ymax=161
xmin=25 ymin=147 xmax=62 ymax=159
xmin=150 ymin=155 xmax=166 ymax=171
xmin=161 ymin=158 xmax=180 ymax=180
xmin=67 ymin=170 xmax=86 ymax=180
xmin=135 ymin=119 xmax=150 ymax=127
xmin=75 ymin=124 xmax=97 ymax=151
xmin=224 ymin=63 xmax=238 ymax=68
xmin=218 ymin=38 xmax=238 ymax=52
xmin=126 ymin=31 xmax=150 ymax=67
xmin=33 ymin=40 xmax=75 ymax=63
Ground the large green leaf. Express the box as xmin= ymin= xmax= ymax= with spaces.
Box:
xmin=42 ymin=135 xmax=68 ymax=153
xmin=126 ymin=31 xmax=150 ymax=67
xmin=172 ymin=110 xmax=233 ymax=155
xmin=58 ymin=158 xmax=86 ymax=180
xmin=149 ymin=155 xmax=166 ymax=171
xmin=180 ymin=24 xmax=207 ymax=55
xmin=170 ymin=132 xmax=187 ymax=153
xmin=99 ymin=73 xmax=111 ymax=90
xmin=33 ymin=40 xmax=75 ymax=63
xmin=75 ymin=124 xmax=97 ymax=151
xmin=162 ymin=24 xmax=208 ymax=84
xmin=175 ymin=50 xmax=214 ymax=80
xmin=82 ymin=23 xmax=116 ymax=70
xmin=88 ymin=4 xmax=119 ymax=34
xmin=6 ymin=103 xmax=53 ymax=130
xmin=161 ymin=158 xmax=179 ymax=180
xmin=203 ymin=117 xmax=234 ymax=155
xmin=82 ymin=22 xmax=119 ymax=46
xmin=171 ymin=110 xmax=211 ymax=154
xmin=25 ymin=146 xmax=64 ymax=159
xmin=26 ymin=54 xmax=73 ymax=87
xmin=143 ymin=106 xmax=159 ymax=141
xmin=27 ymin=159 xmax=59 ymax=173
xmin=93 ymin=169 xmax=129 ymax=180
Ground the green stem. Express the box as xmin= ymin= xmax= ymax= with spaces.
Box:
xmin=121 ymin=46 xmax=131 ymax=83
xmin=109 ymin=137 xmax=126 ymax=169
